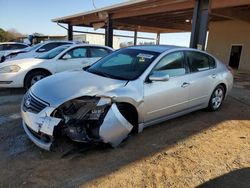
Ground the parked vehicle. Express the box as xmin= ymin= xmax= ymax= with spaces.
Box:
xmin=0 ymin=42 xmax=29 ymax=62
xmin=3 ymin=41 xmax=76 ymax=62
xmin=0 ymin=44 xmax=113 ymax=89
xmin=21 ymin=45 xmax=234 ymax=151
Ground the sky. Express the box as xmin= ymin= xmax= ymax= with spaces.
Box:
xmin=0 ymin=0 xmax=191 ymax=46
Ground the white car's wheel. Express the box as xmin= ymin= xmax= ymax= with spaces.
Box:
xmin=24 ymin=70 xmax=50 ymax=89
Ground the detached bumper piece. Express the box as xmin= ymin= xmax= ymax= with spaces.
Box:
xmin=99 ymin=104 xmax=133 ymax=147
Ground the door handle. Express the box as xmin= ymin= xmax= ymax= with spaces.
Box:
xmin=211 ymin=74 xmax=217 ymax=78
xmin=181 ymin=82 xmax=190 ymax=88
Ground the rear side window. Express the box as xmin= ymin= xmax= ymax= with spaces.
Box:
xmin=186 ymin=51 xmax=216 ymax=73
xmin=89 ymin=47 xmax=110 ymax=57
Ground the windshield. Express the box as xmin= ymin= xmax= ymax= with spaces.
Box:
xmin=87 ymin=48 xmax=160 ymax=80
xmin=38 ymin=45 xmax=70 ymax=59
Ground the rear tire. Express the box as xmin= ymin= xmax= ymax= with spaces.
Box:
xmin=24 ymin=70 xmax=49 ymax=90
xmin=208 ymin=85 xmax=225 ymax=111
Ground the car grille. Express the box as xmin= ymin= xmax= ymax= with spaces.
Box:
xmin=22 ymin=92 xmax=49 ymax=114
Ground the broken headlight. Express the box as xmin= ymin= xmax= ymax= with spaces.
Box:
xmin=53 ymin=96 xmax=112 ymax=143
xmin=54 ymin=96 xmax=112 ymax=122
xmin=89 ymin=97 xmax=111 ymax=120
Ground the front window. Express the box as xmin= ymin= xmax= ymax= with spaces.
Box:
xmin=152 ymin=51 xmax=187 ymax=78
xmin=61 ymin=47 xmax=87 ymax=59
xmin=87 ymin=48 xmax=160 ymax=80
xmin=38 ymin=45 xmax=70 ymax=59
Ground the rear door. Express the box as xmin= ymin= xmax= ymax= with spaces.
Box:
xmin=185 ymin=50 xmax=217 ymax=108
xmin=143 ymin=51 xmax=190 ymax=123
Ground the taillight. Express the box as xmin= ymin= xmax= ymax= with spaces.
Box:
xmin=226 ymin=65 xmax=234 ymax=75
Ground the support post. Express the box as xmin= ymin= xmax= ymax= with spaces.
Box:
xmin=134 ymin=30 xmax=137 ymax=45
xmin=190 ymin=0 xmax=210 ymax=50
xmin=156 ymin=33 xmax=160 ymax=45
xmin=105 ymin=16 xmax=113 ymax=47
xmin=68 ymin=24 xmax=73 ymax=41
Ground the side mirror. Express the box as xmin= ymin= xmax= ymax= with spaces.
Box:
xmin=149 ymin=72 xmax=170 ymax=82
xmin=82 ymin=65 xmax=91 ymax=71
xmin=62 ymin=54 xmax=71 ymax=60
xmin=37 ymin=48 xmax=46 ymax=52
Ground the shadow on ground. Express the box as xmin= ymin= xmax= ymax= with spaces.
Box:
xmin=198 ymin=168 xmax=250 ymax=188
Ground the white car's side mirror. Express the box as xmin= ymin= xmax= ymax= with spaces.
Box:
xmin=62 ymin=54 xmax=71 ymax=60
xmin=149 ymin=72 xmax=170 ymax=82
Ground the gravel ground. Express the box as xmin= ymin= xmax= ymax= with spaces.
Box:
xmin=0 ymin=72 xmax=249 ymax=188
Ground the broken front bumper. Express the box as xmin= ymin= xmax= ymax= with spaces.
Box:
xmin=22 ymin=120 xmax=52 ymax=150
xmin=21 ymin=106 xmax=61 ymax=151
xmin=22 ymin=102 xmax=134 ymax=151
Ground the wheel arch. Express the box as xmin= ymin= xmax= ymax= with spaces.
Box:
xmin=217 ymin=82 xmax=227 ymax=97
xmin=24 ymin=68 xmax=52 ymax=86
xmin=115 ymin=102 xmax=139 ymax=134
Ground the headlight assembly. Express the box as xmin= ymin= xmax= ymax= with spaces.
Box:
xmin=54 ymin=97 xmax=112 ymax=121
xmin=0 ymin=65 xmax=21 ymax=73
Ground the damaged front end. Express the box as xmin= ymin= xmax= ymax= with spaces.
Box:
xmin=22 ymin=92 xmax=133 ymax=151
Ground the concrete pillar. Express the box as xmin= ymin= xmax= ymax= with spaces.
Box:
xmin=68 ymin=24 xmax=73 ymax=41
xmin=156 ymin=33 xmax=160 ymax=45
xmin=105 ymin=16 xmax=113 ymax=47
xmin=190 ymin=0 xmax=210 ymax=50
xmin=134 ymin=30 xmax=138 ymax=45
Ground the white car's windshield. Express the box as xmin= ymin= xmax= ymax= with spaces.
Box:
xmin=38 ymin=45 xmax=70 ymax=59
xmin=87 ymin=48 xmax=160 ymax=80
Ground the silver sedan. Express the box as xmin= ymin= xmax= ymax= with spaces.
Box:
xmin=21 ymin=45 xmax=234 ymax=150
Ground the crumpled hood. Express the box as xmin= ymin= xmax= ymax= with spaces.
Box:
xmin=31 ymin=71 xmax=127 ymax=107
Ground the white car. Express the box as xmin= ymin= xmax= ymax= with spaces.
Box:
xmin=0 ymin=44 xmax=113 ymax=89
xmin=4 ymin=41 xmax=76 ymax=62
xmin=0 ymin=42 xmax=29 ymax=62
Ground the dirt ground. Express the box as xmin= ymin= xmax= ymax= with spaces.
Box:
xmin=0 ymin=72 xmax=249 ymax=188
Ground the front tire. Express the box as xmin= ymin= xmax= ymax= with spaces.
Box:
xmin=24 ymin=70 xmax=49 ymax=90
xmin=208 ymin=85 xmax=225 ymax=111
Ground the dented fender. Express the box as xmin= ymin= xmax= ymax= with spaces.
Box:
xmin=99 ymin=103 xmax=133 ymax=147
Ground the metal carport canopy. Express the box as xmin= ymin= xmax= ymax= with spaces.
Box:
xmin=52 ymin=0 xmax=250 ymax=33
xmin=52 ymin=0 xmax=250 ymax=49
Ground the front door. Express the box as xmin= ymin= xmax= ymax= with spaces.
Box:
xmin=143 ymin=51 xmax=190 ymax=123
xmin=55 ymin=47 xmax=92 ymax=73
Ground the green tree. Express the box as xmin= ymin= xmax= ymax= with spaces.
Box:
xmin=0 ymin=28 xmax=23 ymax=42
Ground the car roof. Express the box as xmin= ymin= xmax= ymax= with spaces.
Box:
xmin=66 ymin=44 xmax=114 ymax=50
xmin=0 ymin=42 xmax=29 ymax=45
xmin=127 ymin=45 xmax=183 ymax=53
xmin=41 ymin=40 xmax=75 ymax=44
